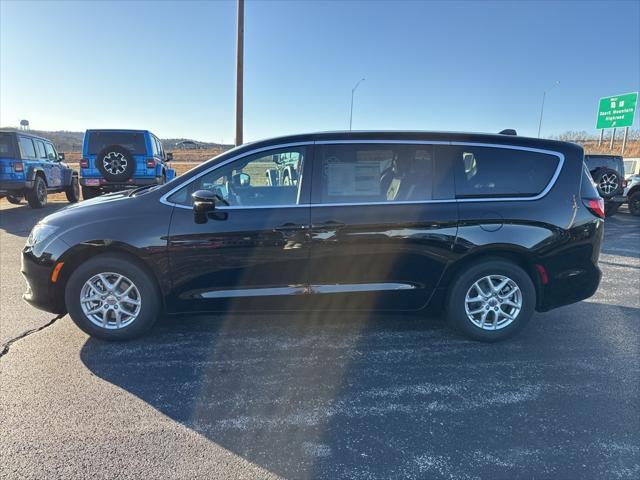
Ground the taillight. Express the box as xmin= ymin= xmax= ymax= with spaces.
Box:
xmin=622 ymin=179 xmax=628 ymax=189
xmin=146 ymin=158 xmax=156 ymax=168
xmin=583 ymin=198 xmax=605 ymax=219
xmin=80 ymin=159 xmax=89 ymax=168
xmin=13 ymin=162 xmax=24 ymax=172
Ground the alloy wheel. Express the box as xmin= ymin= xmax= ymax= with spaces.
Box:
xmin=464 ymin=275 xmax=522 ymax=330
xmin=103 ymin=152 xmax=128 ymax=175
xmin=599 ymin=173 xmax=618 ymax=195
xmin=80 ymin=272 xmax=142 ymax=329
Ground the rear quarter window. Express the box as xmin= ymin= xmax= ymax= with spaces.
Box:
xmin=452 ymin=146 xmax=560 ymax=198
xmin=0 ymin=134 xmax=15 ymax=157
xmin=87 ymin=132 xmax=147 ymax=155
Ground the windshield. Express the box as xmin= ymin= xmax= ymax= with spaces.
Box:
xmin=87 ymin=131 xmax=147 ymax=155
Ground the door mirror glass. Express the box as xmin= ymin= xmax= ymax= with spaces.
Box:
xmin=166 ymin=152 xmax=173 ymax=161
xmin=58 ymin=152 xmax=65 ymax=161
xmin=192 ymin=190 xmax=217 ymax=224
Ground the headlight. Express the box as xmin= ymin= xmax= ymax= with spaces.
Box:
xmin=26 ymin=223 xmax=59 ymax=247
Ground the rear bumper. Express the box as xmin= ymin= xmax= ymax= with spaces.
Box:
xmin=80 ymin=177 xmax=161 ymax=190
xmin=0 ymin=179 xmax=33 ymax=194
xmin=537 ymin=264 xmax=602 ymax=312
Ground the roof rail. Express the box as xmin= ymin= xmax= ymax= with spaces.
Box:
xmin=499 ymin=129 xmax=517 ymax=135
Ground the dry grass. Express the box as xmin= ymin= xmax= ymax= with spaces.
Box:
xmin=580 ymin=140 xmax=639 ymax=157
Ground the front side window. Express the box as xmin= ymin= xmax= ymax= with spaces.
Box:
xmin=34 ymin=140 xmax=47 ymax=159
xmin=316 ymin=144 xmax=434 ymax=204
xmin=453 ymin=146 xmax=559 ymax=198
xmin=150 ymin=137 xmax=159 ymax=156
xmin=18 ymin=137 xmax=36 ymax=159
xmin=44 ymin=143 xmax=57 ymax=161
xmin=168 ymin=147 xmax=307 ymax=207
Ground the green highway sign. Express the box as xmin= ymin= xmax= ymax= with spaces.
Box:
xmin=596 ymin=92 xmax=638 ymax=129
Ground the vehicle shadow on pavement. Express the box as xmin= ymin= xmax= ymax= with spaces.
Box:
xmin=0 ymin=203 xmax=66 ymax=237
xmin=601 ymin=210 xmax=640 ymax=259
xmin=80 ymin=302 xmax=640 ymax=479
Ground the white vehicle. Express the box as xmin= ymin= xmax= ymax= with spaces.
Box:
xmin=624 ymin=174 xmax=640 ymax=216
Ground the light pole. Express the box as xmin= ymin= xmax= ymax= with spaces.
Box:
xmin=349 ymin=78 xmax=365 ymax=130
xmin=537 ymin=80 xmax=560 ymax=138
xmin=235 ymin=0 xmax=244 ymax=146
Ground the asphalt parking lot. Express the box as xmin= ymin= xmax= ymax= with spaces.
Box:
xmin=1 ymin=200 xmax=638 ymax=479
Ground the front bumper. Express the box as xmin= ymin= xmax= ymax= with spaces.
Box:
xmin=21 ymin=247 xmax=67 ymax=315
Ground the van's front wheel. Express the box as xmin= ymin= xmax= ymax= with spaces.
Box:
xmin=446 ymin=260 xmax=535 ymax=342
xmin=65 ymin=254 xmax=161 ymax=340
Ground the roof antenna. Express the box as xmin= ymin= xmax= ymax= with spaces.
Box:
xmin=499 ymin=129 xmax=517 ymax=135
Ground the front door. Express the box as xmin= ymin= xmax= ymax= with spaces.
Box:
xmin=166 ymin=145 xmax=312 ymax=313
xmin=307 ymin=142 xmax=458 ymax=311
xmin=44 ymin=142 xmax=63 ymax=187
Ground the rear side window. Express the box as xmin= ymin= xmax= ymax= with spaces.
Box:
xmin=18 ymin=137 xmax=37 ymax=159
xmin=315 ymin=144 xmax=434 ymax=204
xmin=452 ymin=146 xmax=560 ymax=198
xmin=34 ymin=140 xmax=47 ymax=159
xmin=0 ymin=134 xmax=16 ymax=157
xmin=87 ymin=132 xmax=147 ymax=155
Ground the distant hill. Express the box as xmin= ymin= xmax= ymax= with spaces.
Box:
xmin=0 ymin=127 xmax=232 ymax=152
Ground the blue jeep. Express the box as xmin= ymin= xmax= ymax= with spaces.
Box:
xmin=80 ymin=129 xmax=176 ymax=199
xmin=0 ymin=131 xmax=79 ymax=208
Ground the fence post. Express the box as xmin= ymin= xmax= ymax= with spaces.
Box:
xmin=609 ymin=128 xmax=616 ymax=150
xmin=621 ymin=127 xmax=629 ymax=156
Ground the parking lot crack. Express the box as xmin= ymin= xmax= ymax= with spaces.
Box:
xmin=0 ymin=314 xmax=64 ymax=359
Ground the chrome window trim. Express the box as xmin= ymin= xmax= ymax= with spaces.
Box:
xmin=160 ymin=139 xmax=564 ymax=210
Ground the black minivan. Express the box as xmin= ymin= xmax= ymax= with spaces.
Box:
xmin=22 ymin=131 xmax=604 ymax=342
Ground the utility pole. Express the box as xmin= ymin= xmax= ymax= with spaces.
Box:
xmin=537 ymin=80 xmax=560 ymax=138
xmin=235 ymin=0 xmax=244 ymax=146
xmin=349 ymin=78 xmax=365 ymax=130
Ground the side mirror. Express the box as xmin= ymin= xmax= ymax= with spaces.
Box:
xmin=58 ymin=153 xmax=65 ymax=161
xmin=232 ymin=172 xmax=250 ymax=187
xmin=192 ymin=190 xmax=217 ymax=224
xmin=166 ymin=152 xmax=173 ymax=161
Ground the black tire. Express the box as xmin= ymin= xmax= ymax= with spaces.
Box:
xmin=604 ymin=202 xmax=620 ymax=216
xmin=446 ymin=259 xmax=536 ymax=342
xmin=6 ymin=194 xmax=22 ymax=205
xmin=65 ymin=175 xmax=80 ymax=203
xmin=592 ymin=168 xmax=622 ymax=199
xmin=81 ymin=186 xmax=100 ymax=200
xmin=26 ymin=175 xmax=48 ymax=208
xmin=629 ymin=192 xmax=640 ymax=216
xmin=64 ymin=254 xmax=161 ymax=341
xmin=96 ymin=145 xmax=135 ymax=182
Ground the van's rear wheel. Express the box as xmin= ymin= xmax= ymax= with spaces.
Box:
xmin=65 ymin=254 xmax=161 ymax=340
xmin=446 ymin=260 xmax=535 ymax=342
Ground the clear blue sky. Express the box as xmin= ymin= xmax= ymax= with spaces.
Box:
xmin=1 ymin=0 xmax=638 ymax=142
